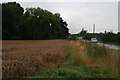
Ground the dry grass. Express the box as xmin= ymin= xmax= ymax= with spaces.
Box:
xmin=69 ymin=40 xmax=93 ymax=65
xmin=69 ymin=40 xmax=118 ymax=78
xmin=2 ymin=40 xmax=68 ymax=78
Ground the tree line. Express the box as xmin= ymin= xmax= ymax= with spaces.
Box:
xmin=70 ymin=28 xmax=120 ymax=45
xmin=2 ymin=2 xmax=69 ymax=40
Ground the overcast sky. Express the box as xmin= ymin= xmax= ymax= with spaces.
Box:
xmin=1 ymin=0 xmax=119 ymax=34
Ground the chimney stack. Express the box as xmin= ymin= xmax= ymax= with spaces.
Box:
xmin=93 ymin=24 xmax=95 ymax=33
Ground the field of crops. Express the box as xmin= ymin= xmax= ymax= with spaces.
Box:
xmin=2 ymin=40 xmax=68 ymax=78
xmin=2 ymin=40 xmax=119 ymax=78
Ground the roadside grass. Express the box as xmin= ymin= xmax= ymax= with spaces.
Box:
xmin=79 ymin=40 xmax=118 ymax=78
xmin=31 ymin=65 xmax=102 ymax=78
xmin=31 ymin=40 xmax=119 ymax=78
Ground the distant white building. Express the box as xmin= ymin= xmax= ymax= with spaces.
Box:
xmin=76 ymin=37 xmax=83 ymax=40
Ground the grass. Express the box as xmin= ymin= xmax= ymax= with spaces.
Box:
xmin=78 ymin=40 xmax=119 ymax=78
xmin=32 ymin=65 xmax=102 ymax=78
xmin=31 ymin=40 xmax=119 ymax=78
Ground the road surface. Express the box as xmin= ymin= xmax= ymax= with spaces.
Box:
xmin=96 ymin=43 xmax=120 ymax=50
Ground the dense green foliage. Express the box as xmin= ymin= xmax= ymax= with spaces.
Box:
xmin=2 ymin=2 xmax=69 ymax=40
xmin=2 ymin=2 xmax=24 ymax=39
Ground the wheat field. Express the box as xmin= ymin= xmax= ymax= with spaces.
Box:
xmin=2 ymin=40 xmax=68 ymax=78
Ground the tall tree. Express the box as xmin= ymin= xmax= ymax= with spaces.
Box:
xmin=19 ymin=7 xmax=69 ymax=40
xmin=2 ymin=2 xmax=24 ymax=39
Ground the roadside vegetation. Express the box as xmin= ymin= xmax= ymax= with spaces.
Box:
xmin=32 ymin=40 xmax=119 ymax=78
xmin=69 ymin=28 xmax=120 ymax=45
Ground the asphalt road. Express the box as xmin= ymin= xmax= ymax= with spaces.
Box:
xmin=96 ymin=43 xmax=120 ymax=50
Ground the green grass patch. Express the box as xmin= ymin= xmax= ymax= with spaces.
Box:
xmin=64 ymin=46 xmax=81 ymax=66
xmin=31 ymin=65 xmax=104 ymax=78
